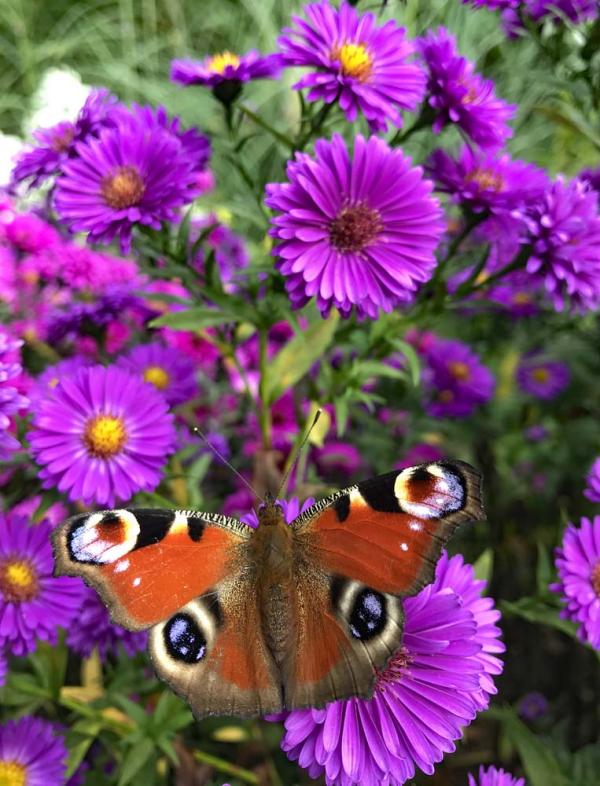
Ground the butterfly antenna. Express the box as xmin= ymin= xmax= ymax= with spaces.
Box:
xmin=276 ymin=408 xmax=322 ymax=499
xmin=192 ymin=427 xmax=263 ymax=502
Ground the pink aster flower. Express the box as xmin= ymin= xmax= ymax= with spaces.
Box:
xmin=468 ymin=765 xmax=526 ymax=786
xmin=523 ymin=176 xmax=600 ymax=313
xmin=266 ymin=134 xmax=444 ymax=319
xmin=584 ymin=458 xmax=600 ymax=503
xmin=271 ymin=551 xmax=503 ymax=786
xmin=418 ymin=28 xmax=516 ymax=150
xmin=550 ymin=516 xmax=600 ymax=650
xmin=278 ymin=1 xmax=426 ymax=132
xmin=116 ymin=341 xmax=199 ymax=406
xmin=0 ymin=513 xmax=82 ymax=656
xmin=29 ymin=365 xmax=176 ymax=507
xmin=516 ymin=355 xmax=570 ymax=400
xmin=54 ymin=108 xmax=201 ymax=253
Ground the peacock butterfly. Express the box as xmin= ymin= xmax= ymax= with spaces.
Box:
xmin=52 ymin=459 xmax=484 ymax=718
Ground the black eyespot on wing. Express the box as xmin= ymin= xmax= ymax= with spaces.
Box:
xmin=408 ymin=465 xmax=431 ymax=484
xmin=164 ymin=613 xmax=207 ymax=664
xmin=133 ymin=509 xmax=174 ymax=549
xmin=101 ymin=511 xmax=121 ymax=527
xmin=358 ymin=475 xmax=400 ymax=513
xmin=332 ymin=494 xmax=351 ymax=523
xmin=349 ymin=588 xmax=387 ymax=641
xmin=188 ymin=518 xmax=205 ymax=542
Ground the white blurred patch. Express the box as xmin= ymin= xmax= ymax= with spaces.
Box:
xmin=25 ymin=68 xmax=90 ymax=134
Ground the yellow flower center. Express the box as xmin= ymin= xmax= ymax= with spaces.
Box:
xmin=0 ymin=559 xmax=39 ymax=603
xmin=466 ymin=166 xmax=505 ymax=192
xmin=206 ymin=51 xmax=241 ymax=74
xmin=512 ymin=292 xmax=532 ymax=305
xmin=532 ymin=368 xmax=550 ymax=383
xmin=448 ymin=361 xmax=471 ymax=381
xmin=334 ymin=43 xmax=372 ymax=81
xmin=0 ymin=761 xmax=27 ymax=786
xmin=83 ymin=414 xmax=128 ymax=458
xmin=101 ymin=166 xmax=145 ymax=209
xmin=592 ymin=561 xmax=600 ymax=596
xmin=48 ymin=376 xmax=60 ymax=389
xmin=143 ymin=365 xmax=170 ymax=390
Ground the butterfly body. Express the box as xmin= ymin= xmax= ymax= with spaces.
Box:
xmin=53 ymin=460 xmax=484 ymax=718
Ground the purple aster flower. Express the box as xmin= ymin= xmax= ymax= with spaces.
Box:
xmin=516 ymin=356 xmax=570 ymax=400
xmin=550 ymin=516 xmax=600 ymax=650
xmin=278 ymin=1 xmax=426 ymax=132
xmin=116 ymin=341 xmax=199 ymax=406
xmin=422 ymin=337 xmax=495 ymax=418
xmin=271 ymin=551 xmax=503 ymax=786
xmin=10 ymin=88 xmax=117 ymax=191
xmin=523 ymin=176 xmax=600 ymax=312
xmin=0 ymin=331 xmax=28 ymax=460
xmin=584 ymin=458 xmax=600 ymax=503
xmin=396 ymin=443 xmax=445 ymax=469
xmin=0 ymin=648 xmax=6 ymax=687
xmin=0 ymin=513 xmax=82 ymax=656
xmin=313 ymin=441 xmax=361 ymax=477
xmin=190 ymin=216 xmax=249 ymax=292
xmin=0 ymin=716 xmax=68 ymax=785
xmin=40 ymin=243 xmax=141 ymax=292
xmin=67 ymin=585 xmax=147 ymax=660
xmin=265 ymin=134 xmax=444 ymax=318
xmin=428 ymin=146 xmax=548 ymax=214
xmin=30 ymin=357 xmax=91 ymax=406
xmin=171 ymin=50 xmax=282 ymax=104
xmin=468 ymin=765 xmax=525 ymax=786
xmin=418 ymin=28 xmax=516 ymax=150
xmin=54 ymin=109 xmax=200 ymax=253
xmin=518 ymin=691 xmax=548 ymax=720
xmin=242 ymin=496 xmax=316 ymax=529
xmin=527 ymin=0 xmax=598 ymax=23
xmin=580 ymin=166 xmax=600 ymax=193
xmin=525 ymin=424 xmax=548 ymax=442
xmin=486 ymin=273 xmax=541 ymax=317
xmin=29 ymin=365 xmax=176 ymax=507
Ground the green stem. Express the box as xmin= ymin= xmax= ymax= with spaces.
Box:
xmin=465 ymin=244 xmax=533 ymax=295
xmin=258 ymin=327 xmax=272 ymax=450
xmin=389 ymin=105 xmax=435 ymax=146
xmin=238 ymin=104 xmax=295 ymax=150
xmin=193 ymin=750 xmax=259 ymax=785
xmin=295 ymin=95 xmax=338 ymax=151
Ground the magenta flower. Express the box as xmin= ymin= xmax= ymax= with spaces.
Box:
xmin=468 ymin=765 xmax=525 ymax=786
xmin=550 ymin=516 xmax=600 ymax=650
xmin=172 ymin=50 xmax=282 ymax=87
xmin=67 ymin=585 xmax=147 ymax=661
xmin=523 ymin=176 xmax=600 ymax=312
xmin=266 ymin=134 xmax=444 ymax=318
xmin=117 ymin=341 xmax=199 ymax=406
xmin=580 ymin=166 xmax=600 ymax=193
xmin=422 ymin=337 xmax=495 ymax=418
xmin=584 ymin=458 xmax=600 ymax=503
xmin=271 ymin=551 xmax=503 ymax=786
xmin=396 ymin=443 xmax=445 ymax=469
xmin=313 ymin=441 xmax=361 ymax=477
xmin=418 ymin=28 xmax=516 ymax=149
xmin=278 ymin=1 xmax=426 ymax=132
xmin=0 ymin=716 xmax=68 ymax=786
xmin=0 ymin=513 xmax=82 ymax=656
xmin=30 ymin=356 xmax=92 ymax=406
xmin=29 ymin=365 xmax=176 ymax=506
xmin=0 ymin=331 xmax=28 ymax=460
xmin=516 ymin=356 xmax=570 ymax=400
xmin=527 ymin=0 xmax=597 ymax=23
xmin=54 ymin=108 xmax=200 ymax=253
xmin=428 ymin=146 xmax=548 ymax=214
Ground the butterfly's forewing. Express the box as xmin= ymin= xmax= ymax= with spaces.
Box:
xmin=286 ymin=460 xmax=484 ymax=708
xmin=53 ymin=507 xmax=282 ymax=717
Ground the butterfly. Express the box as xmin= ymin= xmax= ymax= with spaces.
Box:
xmin=53 ymin=459 xmax=484 ymax=718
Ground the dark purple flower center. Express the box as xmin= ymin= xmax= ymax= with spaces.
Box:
xmin=592 ymin=561 xmax=600 ymax=596
xmin=374 ymin=646 xmax=413 ymax=692
xmin=101 ymin=166 xmax=145 ymax=209
xmin=329 ymin=202 xmax=382 ymax=253
xmin=51 ymin=126 xmax=75 ymax=153
xmin=0 ymin=558 xmax=39 ymax=603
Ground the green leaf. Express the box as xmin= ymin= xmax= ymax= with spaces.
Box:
xmin=536 ymin=543 xmax=553 ymax=596
xmin=118 ymin=739 xmax=155 ymax=786
xmin=65 ymin=736 xmax=95 ymax=779
xmin=473 ymin=548 xmax=493 ymax=584
xmin=501 ymin=597 xmax=577 ymax=637
xmin=264 ymin=312 xmax=339 ymax=404
xmin=388 ymin=338 xmax=421 ymax=386
xmin=495 ymin=708 xmax=569 ymax=786
xmin=149 ymin=308 xmax=233 ymax=330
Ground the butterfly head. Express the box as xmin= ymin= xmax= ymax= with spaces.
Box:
xmin=258 ymin=492 xmax=285 ymax=527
